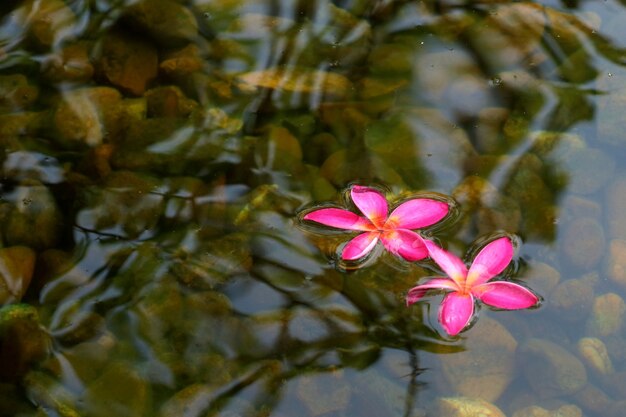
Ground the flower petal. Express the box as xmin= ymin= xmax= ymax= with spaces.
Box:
xmin=466 ymin=237 xmax=514 ymax=287
xmin=406 ymin=278 xmax=460 ymax=306
xmin=439 ymin=292 xmax=475 ymax=336
xmin=380 ymin=230 xmax=428 ymax=261
xmin=424 ymin=240 xmax=468 ymax=287
xmin=472 ymin=281 xmax=539 ymax=310
xmin=341 ymin=232 xmax=380 ymax=260
xmin=303 ymin=208 xmax=374 ymax=231
xmin=386 ymin=198 xmax=450 ymax=229
xmin=351 ymin=186 xmax=388 ymax=228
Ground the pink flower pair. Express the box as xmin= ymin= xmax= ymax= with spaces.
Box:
xmin=300 ymin=185 xmax=539 ymax=336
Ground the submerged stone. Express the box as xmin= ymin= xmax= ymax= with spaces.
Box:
xmin=606 ymin=176 xmax=626 ymax=240
xmin=585 ymin=293 xmax=626 ymax=338
xmin=439 ymin=317 xmax=517 ymax=402
xmin=0 ymin=112 xmax=46 ymax=138
xmin=17 ymin=0 xmax=77 ymax=48
xmin=560 ymin=217 xmax=605 ymax=270
xmin=160 ymin=44 xmax=204 ymax=77
xmin=297 ymin=371 xmax=351 ymax=416
xmin=436 ymin=396 xmax=506 ymax=417
xmin=158 ymin=384 xmax=212 ymax=417
xmin=550 ymin=276 xmax=594 ymax=323
xmin=42 ymin=41 xmax=94 ymax=83
xmin=606 ymin=239 xmax=626 ymax=288
xmin=23 ymin=370 xmax=80 ymax=417
xmin=0 ymin=246 xmax=36 ymax=305
xmin=52 ymin=86 xmax=123 ymax=147
xmin=0 ymin=304 xmax=50 ymax=380
xmin=518 ymin=338 xmax=587 ymax=398
xmin=512 ymin=404 xmax=582 ymax=417
xmin=81 ymin=362 xmax=149 ymax=417
xmin=0 ymin=74 xmax=39 ymax=113
xmin=578 ymin=337 xmax=614 ymax=376
xmin=123 ymin=0 xmax=198 ymax=47
xmin=96 ymin=29 xmax=158 ymax=96
xmin=2 ymin=181 xmax=63 ymax=250
xmin=237 ymin=67 xmax=353 ymax=98
xmin=145 ymin=86 xmax=198 ymax=118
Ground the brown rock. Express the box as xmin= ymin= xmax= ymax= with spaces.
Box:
xmin=560 ymin=217 xmax=605 ymax=270
xmin=607 ymin=176 xmax=626 ymax=240
xmin=17 ymin=0 xmax=76 ymax=48
xmin=97 ymin=29 xmax=158 ymax=96
xmin=42 ymin=42 xmax=94 ymax=83
xmin=550 ymin=277 xmax=594 ymax=323
xmin=159 ymin=44 xmax=204 ymax=77
xmin=439 ymin=317 xmax=517 ymax=402
xmin=0 ymin=247 xmax=36 ymax=305
xmin=436 ymin=396 xmax=506 ymax=417
xmin=585 ymin=293 xmax=626 ymax=337
xmin=297 ymin=371 xmax=351 ymax=416
xmin=606 ymin=239 xmax=626 ymax=288
xmin=53 ymin=86 xmax=122 ymax=147
xmin=518 ymin=338 xmax=587 ymax=398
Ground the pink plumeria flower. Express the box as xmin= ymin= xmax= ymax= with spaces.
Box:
xmin=302 ymin=185 xmax=451 ymax=262
xmin=406 ymin=236 xmax=539 ymax=336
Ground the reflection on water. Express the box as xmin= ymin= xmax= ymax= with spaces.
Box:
xmin=2 ymin=0 xmax=626 ymax=416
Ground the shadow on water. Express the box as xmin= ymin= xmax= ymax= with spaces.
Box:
xmin=2 ymin=0 xmax=626 ymax=416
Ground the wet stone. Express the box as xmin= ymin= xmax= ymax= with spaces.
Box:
xmin=96 ymin=29 xmax=158 ymax=96
xmin=123 ymin=0 xmax=198 ymax=47
xmin=436 ymin=396 xmax=506 ymax=417
xmin=512 ymin=404 xmax=582 ymax=417
xmin=0 ymin=304 xmax=51 ymax=380
xmin=518 ymin=338 xmax=587 ymax=398
xmin=52 ymin=86 xmax=123 ymax=147
xmin=159 ymin=44 xmax=204 ymax=77
xmin=577 ymin=337 xmax=614 ymax=376
xmin=296 ymin=371 xmax=351 ymax=416
xmin=574 ymin=383 xmax=612 ymax=415
xmin=18 ymin=0 xmax=77 ymax=48
xmin=145 ymin=86 xmax=198 ymax=118
xmin=22 ymin=370 xmax=80 ymax=416
xmin=0 ymin=112 xmax=46 ymax=138
xmin=560 ymin=217 xmax=605 ymax=270
xmin=42 ymin=41 xmax=94 ymax=83
xmin=158 ymin=384 xmax=212 ymax=417
xmin=0 ymin=74 xmax=39 ymax=113
xmin=606 ymin=239 xmax=626 ymax=288
xmin=606 ymin=176 xmax=626 ymax=240
xmin=521 ymin=261 xmax=560 ymax=298
xmin=550 ymin=277 xmax=594 ymax=323
xmin=559 ymin=147 xmax=616 ymax=195
xmin=0 ymin=246 xmax=36 ymax=305
xmin=585 ymin=293 xmax=626 ymax=337
xmin=1 ymin=181 xmax=63 ymax=250
xmin=439 ymin=317 xmax=517 ymax=402
xmin=81 ymin=362 xmax=149 ymax=417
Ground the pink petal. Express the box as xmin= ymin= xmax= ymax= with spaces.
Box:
xmin=351 ymin=186 xmax=388 ymax=229
xmin=341 ymin=232 xmax=380 ymax=260
xmin=303 ymin=208 xmax=374 ymax=231
xmin=466 ymin=237 xmax=514 ymax=287
xmin=406 ymin=278 xmax=460 ymax=305
xmin=424 ymin=240 xmax=468 ymax=287
xmin=472 ymin=281 xmax=539 ymax=310
xmin=439 ymin=292 xmax=475 ymax=336
xmin=380 ymin=230 xmax=428 ymax=261
xmin=386 ymin=198 xmax=449 ymax=229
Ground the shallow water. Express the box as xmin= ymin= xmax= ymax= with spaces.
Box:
xmin=1 ymin=0 xmax=626 ymax=416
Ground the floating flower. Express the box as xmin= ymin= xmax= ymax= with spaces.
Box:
xmin=301 ymin=185 xmax=451 ymax=262
xmin=406 ymin=236 xmax=539 ymax=336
